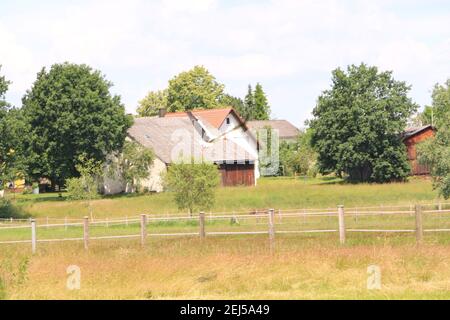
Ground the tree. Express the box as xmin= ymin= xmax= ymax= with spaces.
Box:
xmin=66 ymin=156 xmax=103 ymax=220
xmin=0 ymin=65 xmax=10 ymax=111
xmin=241 ymin=85 xmax=255 ymax=121
xmin=420 ymin=106 xmax=435 ymax=126
xmin=167 ymin=66 xmax=224 ymax=112
xmin=431 ymin=79 xmax=450 ymax=128
xmin=253 ymin=83 xmax=271 ymax=120
xmin=137 ymin=89 xmax=168 ymax=117
xmin=219 ymin=94 xmax=245 ymax=116
xmin=22 ymin=63 xmax=133 ymax=187
xmin=0 ymin=67 xmax=27 ymax=189
xmin=309 ymin=63 xmax=418 ymax=182
xmin=164 ymin=160 xmax=220 ymax=215
xmin=279 ymin=130 xmax=317 ymax=177
xmin=418 ymin=79 xmax=450 ymax=199
xmin=106 ymin=140 xmax=154 ymax=193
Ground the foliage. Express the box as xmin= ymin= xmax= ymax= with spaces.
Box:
xmin=219 ymin=94 xmax=245 ymax=115
xmin=430 ymin=79 xmax=450 ymax=128
xmin=66 ymin=156 xmax=102 ymax=201
xmin=309 ymin=63 xmax=418 ymax=182
xmin=238 ymin=83 xmax=271 ymax=121
xmin=21 ymin=62 xmax=133 ymax=186
xmin=137 ymin=89 xmax=168 ymax=117
xmin=241 ymin=85 xmax=255 ymax=121
xmin=106 ymin=140 xmax=154 ymax=193
xmin=0 ymin=198 xmax=29 ymax=219
xmin=253 ymin=83 xmax=271 ymax=120
xmin=418 ymin=79 xmax=450 ymax=199
xmin=0 ymin=67 xmax=27 ymax=187
xmin=279 ymin=130 xmax=317 ymax=176
xmin=0 ymin=65 xmax=10 ymax=110
xmin=167 ymin=66 xmax=225 ymax=112
xmin=164 ymin=159 xmax=220 ymax=214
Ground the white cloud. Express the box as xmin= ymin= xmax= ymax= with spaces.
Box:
xmin=0 ymin=0 xmax=449 ymax=126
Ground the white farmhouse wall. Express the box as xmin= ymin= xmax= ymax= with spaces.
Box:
xmin=103 ymin=156 xmax=167 ymax=195
xmin=138 ymin=157 xmax=167 ymax=193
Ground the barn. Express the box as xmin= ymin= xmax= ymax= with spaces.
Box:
xmin=103 ymin=108 xmax=259 ymax=194
xmin=402 ymin=125 xmax=436 ymax=175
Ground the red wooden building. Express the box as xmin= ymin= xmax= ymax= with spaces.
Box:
xmin=402 ymin=125 xmax=435 ymax=175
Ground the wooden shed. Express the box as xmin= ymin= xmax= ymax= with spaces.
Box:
xmin=218 ymin=163 xmax=255 ymax=187
xmin=402 ymin=125 xmax=435 ymax=175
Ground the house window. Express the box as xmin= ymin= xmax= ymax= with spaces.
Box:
xmin=226 ymin=118 xmax=230 ymax=125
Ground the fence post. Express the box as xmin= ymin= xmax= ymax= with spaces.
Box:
xmin=31 ymin=219 xmax=36 ymax=254
xmin=268 ymin=209 xmax=275 ymax=252
xmin=140 ymin=214 xmax=147 ymax=247
xmin=64 ymin=217 xmax=68 ymax=231
xmin=46 ymin=216 xmax=49 ymax=229
xmin=338 ymin=205 xmax=345 ymax=245
xmin=199 ymin=212 xmax=206 ymax=239
xmin=83 ymin=216 xmax=89 ymax=250
xmin=415 ymin=205 xmax=423 ymax=244
xmin=438 ymin=202 xmax=442 ymax=211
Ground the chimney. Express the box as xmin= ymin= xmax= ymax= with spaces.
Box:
xmin=158 ymin=108 xmax=167 ymax=118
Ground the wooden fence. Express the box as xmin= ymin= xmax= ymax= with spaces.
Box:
xmin=0 ymin=202 xmax=449 ymax=254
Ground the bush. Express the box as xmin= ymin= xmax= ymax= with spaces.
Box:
xmin=164 ymin=160 xmax=220 ymax=215
xmin=0 ymin=199 xmax=29 ymax=219
xmin=66 ymin=176 xmax=99 ymax=201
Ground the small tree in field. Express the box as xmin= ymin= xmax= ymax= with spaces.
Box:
xmin=164 ymin=160 xmax=220 ymax=215
xmin=66 ymin=156 xmax=102 ymax=219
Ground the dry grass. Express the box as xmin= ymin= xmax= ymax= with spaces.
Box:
xmin=1 ymin=177 xmax=448 ymax=300
xmin=1 ymin=234 xmax=450 ymax=300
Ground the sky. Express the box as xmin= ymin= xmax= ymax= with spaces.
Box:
xmin=0 ymin=0 xmax=449 ymax=128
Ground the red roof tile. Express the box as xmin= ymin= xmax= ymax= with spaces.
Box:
xmin=164 ymin=108 xmax=234 ymax=128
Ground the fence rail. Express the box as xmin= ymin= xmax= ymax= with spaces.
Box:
xmin=0 ymin=202 xmax=450 ymax=253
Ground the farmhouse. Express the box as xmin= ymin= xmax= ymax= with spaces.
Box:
xmin=246 ymin=120 xmax=300 ymax=142
xmin=402 ymin=125 xmax=436 ymax=175
xmin=103 ymin=108 xmax=259 ymax=194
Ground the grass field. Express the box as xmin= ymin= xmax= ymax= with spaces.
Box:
xmin=6 ymin=176 xmax=441 ymax=220
xmin=2 ymin=234 xmax=450 ymax=299
xmin=1 ymin=176 xmax=450 ymax=300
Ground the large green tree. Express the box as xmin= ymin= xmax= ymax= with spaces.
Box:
xmin=167 ymin=66 xmax=225 ymax=112
xmin=137 ymin=89 xmax=168 ymax=117
xmin=310 ymin=63 xmax=418 ymax=182
xmin=0 ymin=67 xmax=27 ymax=187
xmin=419 ymin=79 xmax=450 ymax=199
xmin=22 ymin=63 xmax=133 ymax=186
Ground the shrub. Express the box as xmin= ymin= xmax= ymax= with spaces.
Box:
xmin=164 ymin=159 xmax=220 ymax=215
xmin=0 ymin=198 xmax=28 ymax=219
xmin=66 ymin=176 xmax=99 ymax=201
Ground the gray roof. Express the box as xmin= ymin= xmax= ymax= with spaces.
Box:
xmin=402 ymin=125 xmax=434 ymax=140
xmin=128 ymin=117 xmax=255 ymax=164
xmin=246 ymin=120 xmax=300 ymax=140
